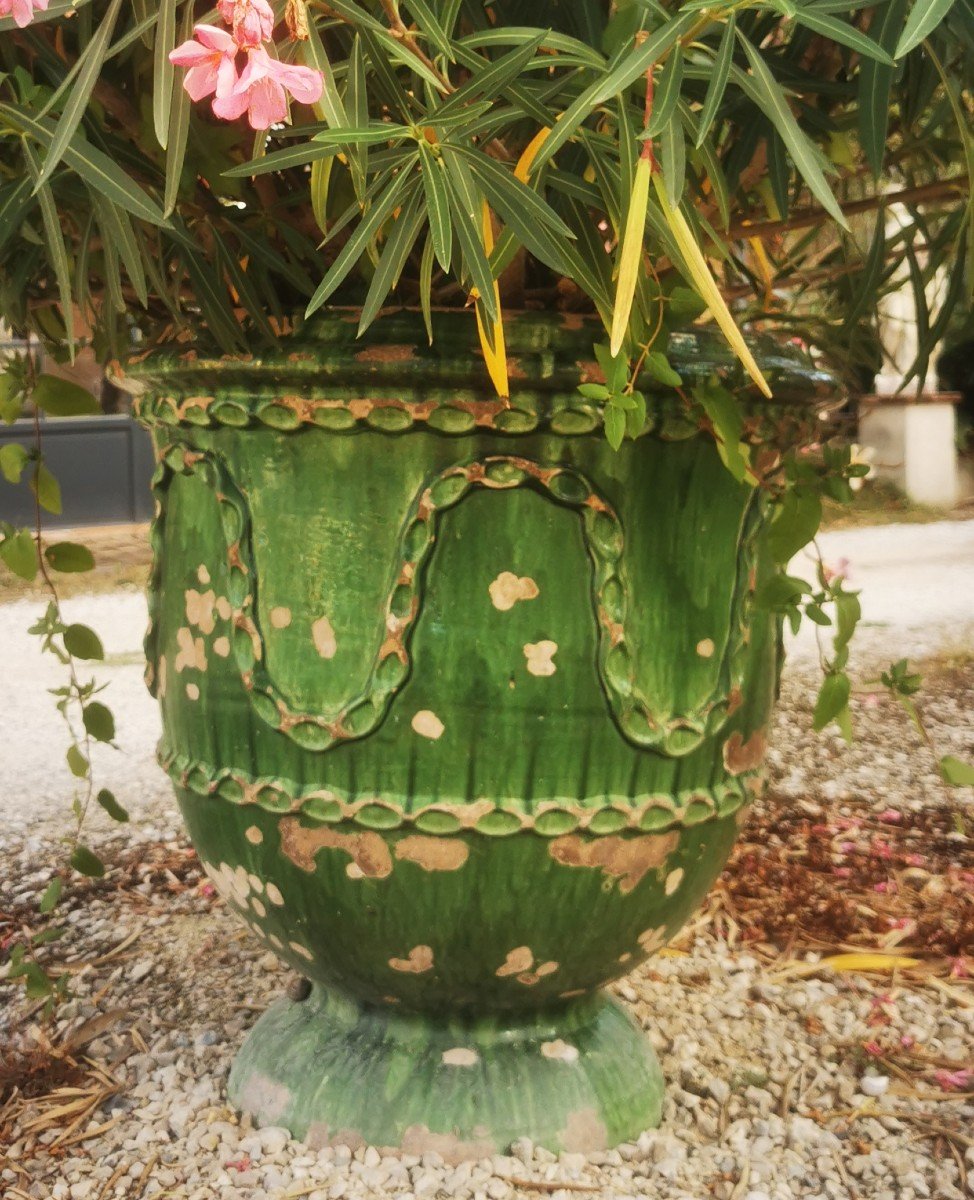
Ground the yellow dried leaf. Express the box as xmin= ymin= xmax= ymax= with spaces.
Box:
xmin=474 ymin=200 xmax=509 ymax=398
xmin=515 ymin=121 xmax=557 ymax=184
xmin=821 ymin=953 xmax=920 ymax=972
xmin=653 ymin=175 xmax=772 ymax=399
xmin=610 ymin=153 xmax=652 ymax=357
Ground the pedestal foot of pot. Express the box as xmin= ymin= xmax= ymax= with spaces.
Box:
xmin=227 ymin=987 xmax=663 ymax=1159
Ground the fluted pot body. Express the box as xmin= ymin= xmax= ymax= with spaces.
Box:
xmin=123 ymin=312 xmax=827 ymax=1159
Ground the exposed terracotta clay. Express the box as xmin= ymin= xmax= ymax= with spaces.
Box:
xmin=185 ymin=588 xmax=217 ymax=634
xmin=388 ymin=945 xmax=434 ymax=973
xmin=496 ymin=946 xmax=534 ymax=977
xmin=523 ymin=640 xmax=558 ymax=677
xmin=174 ymin=627 xmax=207 ymax=673
xmin=722 ymin=728 xmax=767 ymax=775
xmin=411 ymin=710 xmax=445 ymax=739
xmin=548 ymin=831 xmax=679 ymax=894
xmin=394 ymin=835 xmax=469 ymax=872
xmin=399 ymin=1124 xmax=495 ymax=1164
xmin=489 ymin=571 xmax=540 ymax=611
xmin=312 ymin=616 xmax=338 ymax=658
xmin=270 ymin=606 xmax=293 ymax=629
xmin=278 ymin=818 xmax=393 ymax=878
xmin=441 ymin=1047 xmax=480 ymax=1067
xmin=541 ymin=1039 xmax=580 ymax=1063
xmin=559 ymin=1107 xmax=608 ymax=1153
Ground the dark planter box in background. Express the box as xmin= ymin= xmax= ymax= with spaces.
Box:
xmin=0 ymin=415 xmax=154 ymax=527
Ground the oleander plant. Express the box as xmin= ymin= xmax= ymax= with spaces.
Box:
xmin=1 ymin=0 xmax=972 ymax=1154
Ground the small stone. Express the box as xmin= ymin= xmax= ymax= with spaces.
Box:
xmin=258 ymin=1126 xmax=290 ymax=1156
xmin=860 ymin=1074 xmax=890 ymax=1097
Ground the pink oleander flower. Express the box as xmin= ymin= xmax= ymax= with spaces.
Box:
xmin=227 ymin=47 xmax=324 ymax=130
xmin=169 ymin=25 xmax=240 ymax=113
xmin=0 ymin=0 xmax=49 ymax=28
xmin=933 ymin=1068 xmax=974 ymax=1092
xmin=217 ymin=0 xmax=274 ymax=48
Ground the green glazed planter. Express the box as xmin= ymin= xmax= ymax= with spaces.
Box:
xmin=120 ymin=310 xmax=828 ymax=1160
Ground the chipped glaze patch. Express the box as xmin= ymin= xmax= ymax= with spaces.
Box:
xmin=517 ymin=961 xmax=559 ymax=986
xmin=270 ymin=606 xmax=292 ymax=629
xmin=696 ymin=638 xmax=715 ymax=658
xmin=388 ymin=945 xmax=434 ymax=974
xmin=197 ymin=564 xmax=211 ymax=585
xmin=665 ymin=867 xmax=685 ymax=896
xmin=441 ymin=1047 xmax=479 ymax=1067
xmin=185 ymin=588 xmax=217 ymax=634
xmin=185 ymin=683 xmax=200 ymax=701
xmin=279 ymin=818 xmax=392 ymax=878
xmin=265 ymin=882 xmax=284 ymax=907
xmin=541 ymin=1039 xmax=580 ymax=1064
xmin=411 ymin=710 xmax=445 ymax=740
xmin=723 ymin=729 xmax=768 ymax=775
xmin=548 ymin=831 xmax=679 ymax=894
xmin=394 ymin=835 xmax=468 ymax=872
xmin=251 ymin=897 xmax=266 ymax=918
xmin=638 ymin=927 xmax=667 ymax=954
xmin=213 ymin=636 xmax=231 ymax=658
xmin=245 ymin=826 xmax=264 ymax=845
xmin=157 ymin=656 xmax=167 ymax=698
xmin=289 ymin=940 xmax=314 ymax=961
xmin=236 ymin=1073 xmax=291 ymax=1123
xmin=496 ymin=946 xmax=534 ymax=978
xmin=618 ymin=952 xmax=632 ymax=964
xmin=174 ymin=627 xmax=207 ymax=673
xmin=215 ymin=596 xmax=232 ymax=621
xmin=560 ymin=1107 xmax=608 ymax=1153
xmin=399 ymin=1125 xmax=494 ymax=1165
xmin=489 ymin=571 xmax=540 ymax=611
xmin=312 ymin=616 xmax=338 ymax=659
xmin=523 ymin=640 xmax=558 ymax=677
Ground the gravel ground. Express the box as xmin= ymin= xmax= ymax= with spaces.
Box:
xmin=1 ymin=520 xmax=972 ymax=1200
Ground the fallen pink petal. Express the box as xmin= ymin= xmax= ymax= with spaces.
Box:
xmin=0 ymin=0 xmax=48 ymax=28
xmin=217 ymin=0 xmax=275 ymax=48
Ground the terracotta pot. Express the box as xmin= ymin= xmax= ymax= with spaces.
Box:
xmin=121 ymin=311 xmax=828 ymax=1159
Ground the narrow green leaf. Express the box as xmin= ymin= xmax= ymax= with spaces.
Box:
xmin=419 ymin=142 xmax=453 ymax=271
xmin=63 ymin=623 xmax=104 ymax=661
xmin=358 ymin=191 xmax=426 ymax=333
xmin=405 ymin=0 xmax=455 ymax=59
xmin=858 ymin=0 xmax=909 ymax=176
xmin=419 ymin=232 xmax=435 ymax=345
xmin=697 ymin=16 xmax=736 ymax=148
xmin=791 ymin=9 xmax=893 ymax=64
xmin=306 ymin=171 xmax=414 ymax=317
xmin=435 ymin=34 xmax=547 ymax=120
xmin=441 ymin=153 xmax=498 ymax=322
xmin=646 ymin=47 xmax=683 ymax=139
xmin=70 ymin=845 xmax=105 ymax=878
xmin=45 ymin=542 xmax=95 ymax=572
xmin=154 ymin=0 xmax=177 ymax=149
xmin=736 ymin=36 xmax=848 ymax=229
xmin=34 ymin=0 xmax=123 ymax=189
xmin=896 ymin=0 xmax=959 ymax=57
xmin=23 ymin=144 xmax=75 ymax=351
xmin=0 ymin=106 xmax=168 ymax=226
xmin=164 ymin=0 xmax=193 ymax=217
xmin=532 ymin=12 xmax=698 ymax=170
